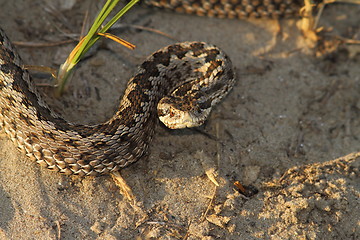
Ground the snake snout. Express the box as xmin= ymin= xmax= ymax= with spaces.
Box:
xmin=157 ymin=96 xmax=208 ymax=129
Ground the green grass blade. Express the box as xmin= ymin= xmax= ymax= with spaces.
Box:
xmin=56 ymin=0 xmax=139 ymax=95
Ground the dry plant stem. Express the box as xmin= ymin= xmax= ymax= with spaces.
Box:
xmin=97 ymin=32 xmax=136 ymax=49
xmin=13 ymin=39 xmax=75 ymax=47
xmin=55 ymin=220 xmax=61 ymax=240
xmin=23 ymin=65 xmax=58 ymax=79
xmin=296 ymin=0 xmax=320 ymax=48
xmin=200 ymin=186 xmax=217 ymax=222
xmin=113 ymin=23 xmax=178 ymax=40
xmin=195 ymin=150 xmax=220 ymax=186
xmin=301 ymin=0 xmax=316 ymax=31
xmin=324 ymin=0 xmax=360 ymax=4
xmin=80 ymin=10 xmax=90 ymax=40
xmin=336 ymin=36 xmax=360 ymax=44
xmin=313 ymin=3 xmax=324 ymax=31
xmin=111 ymin=171 xmax=136 ymax=202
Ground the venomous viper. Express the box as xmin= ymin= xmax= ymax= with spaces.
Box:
xmin=0 ymin=0 xmax=306 ymax=176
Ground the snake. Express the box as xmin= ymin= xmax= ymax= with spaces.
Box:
xmin=0 ymin=0 xmax=306 ymax=176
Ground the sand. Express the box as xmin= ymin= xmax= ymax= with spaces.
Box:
xmin=0 ymin=1 xmax=359 ymax=239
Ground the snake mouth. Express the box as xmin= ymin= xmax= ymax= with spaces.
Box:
xmin=157 ymin=103 xmax=206 ymax=129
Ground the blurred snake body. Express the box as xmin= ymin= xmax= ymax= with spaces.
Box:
xmin=0 ymin=0 xmax=304 ymax=176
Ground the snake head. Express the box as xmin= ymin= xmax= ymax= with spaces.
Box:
xmin=157 ymin=96 xmax=210 ymax=129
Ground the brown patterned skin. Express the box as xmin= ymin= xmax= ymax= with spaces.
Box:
xmin=0 ymin=28 xmax=235 ymax=176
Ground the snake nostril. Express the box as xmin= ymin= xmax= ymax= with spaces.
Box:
xmin=170 ymin=110 xmax=175 ymax=117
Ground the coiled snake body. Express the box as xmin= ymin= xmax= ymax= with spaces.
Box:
xmin=0 ymin=0 xmax=303 ymax=176
xmin=0 ymin=30 xmax=235 ymax=175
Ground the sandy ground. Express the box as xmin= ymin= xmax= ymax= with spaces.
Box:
xmin=0 ymin=1 xmax=359 ymax=239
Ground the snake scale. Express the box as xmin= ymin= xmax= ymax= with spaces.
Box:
xmin=0 ymin=0 xmax=305 ymax=176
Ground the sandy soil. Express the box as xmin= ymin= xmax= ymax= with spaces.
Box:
xmin=0 ymin=1 xmax=359 ymax=239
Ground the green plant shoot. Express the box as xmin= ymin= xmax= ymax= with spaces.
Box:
xmin=56 ymin=0 xmax=139 ymax=95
